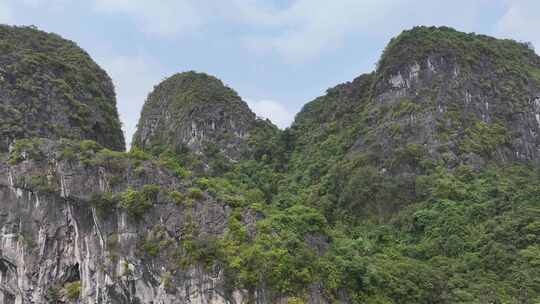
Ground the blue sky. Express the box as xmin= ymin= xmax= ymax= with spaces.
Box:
xmin=1 ymin=0 xmax=539 ymax=145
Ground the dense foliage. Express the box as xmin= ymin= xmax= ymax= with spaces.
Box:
xmin=377 ymin=26 xmax=540 ymax=82
xmin=135 ymin=132 xmax=540 ymax=303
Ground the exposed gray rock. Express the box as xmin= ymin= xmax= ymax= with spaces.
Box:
xmin=352 ymin=54 xmax=540 ymax=170
xmin=0 ymin=140 xmax=231 ymax=303
xmin=132 ymin=72 xmax=272 ymax=161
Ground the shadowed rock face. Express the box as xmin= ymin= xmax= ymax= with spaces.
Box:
xmin=132 ymin=72 xmax=264 ymax=161
xmin=0 ymin=25 xmax=125 ymax=152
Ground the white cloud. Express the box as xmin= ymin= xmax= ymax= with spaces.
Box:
xmin=0 ymin=0 xmax=14 ymax=23
xmin=88 ymin=0 xmax=489 ymax=62
xmin=89 ymin=0 xmax=404 ymax=61
xmin=241 ymin=0 xmax=489 ymax=62
xmin=92 ymin=0 xmax=278 ymax=37
xmin=91 ymin=0 xmax=390 ymax=61
xmin=243 ymin=0 xmax=399 ymax=62
xmin=95 ymin=53 xmax=165 ymax=147
xmin=0 ymin=0 xmax=71 ymax=20
xmin=245 ymin=99 xmax=295 ymax=129
xmin=496 ymin=0 xmax=540 ymax=53
xmin=94 ymin=0 xmax=205 ymax=36
xmin=20 ymin=0 xmax=69 ymax=8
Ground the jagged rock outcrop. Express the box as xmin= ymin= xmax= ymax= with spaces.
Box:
xmin=0 ymin=26 xmax=313 ymax=304
xmin=0 ymin=139 xmax=236 ymax=304
xmin=132 ymin=72 xmax=271 ymax=161
xmin=353 ymin=26 xmax=540 ymax=171
xmin=0 ymin=25 xmax=125 ymax=152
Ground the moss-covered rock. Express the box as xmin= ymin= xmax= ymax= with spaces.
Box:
xmin=132 ymin=71 xmax=274 ymax=161
xmin=359 ymin=26 xmax=540 ymax=169
xmin=0 ymin=25 xmax=125 ymax=151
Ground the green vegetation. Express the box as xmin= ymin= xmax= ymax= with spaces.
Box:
xmin=0 ymin=25 xmax=125 ymax=151
xmin=91 ymin=186 xmax=161 ymax=219
xmin=157 ymin=149 xmax=192 ymax=178
xmin=131 ymin=71 xmax=253 ymax=153
xmin=140 ymin=71 xmax=241 ymax=114
xmin=187 ymin=187 xmax=204 ymax=200
xmin=8 ymin=138 xmax=44 ymax=164
xmin=90 ymin=192 xmax=117 ymax=216
xmin=460 ymin=121 xmax=508 ymax=156
xmin=217 ymin=207 xmax=323 ymax=296
xmin=193 ymin=158 xmax=540 ymax=302
xmin=46 ymin=286 xmax=61 ymax=303
xmin=168 ymin=190 xmax=185 ymax=205
xmin=141 ymin=28 xmax=540 ymax=302
xmin=27 ymin=175 xmax=56 ymax=194
xmin=141 ymin=226 xmax=175 ymax=258
xmin=119 ymin=185 xmax=160 ymax=218
xmin=391 ymin=99 xmax=423 ymax=118
xmin=378 ymin=26 xmax=540 ymax=84
xmin=64 ymin=281 xmax=81 ymax=300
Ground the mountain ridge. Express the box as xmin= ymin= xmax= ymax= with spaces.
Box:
xmin=0 ymin=25 xmax=539 ymax=304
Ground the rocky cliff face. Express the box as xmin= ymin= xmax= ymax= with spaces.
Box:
xmin=354 ymin=26 xmax=540 ymax=171
xmin=293 ymin=26 xmax=540 ymax=176
xmin=0 ymin=138 xmax=328 ymax=303
xmin=0 ymin=27 xmax=251 ymax=303
xmin=0 ymin=139 xmax=256 ymax=304
xmin=0 ymin=25 xmax=125 ymax=152
xmin=0 ymin=30 xmax=316 ymax=303
xmin=288 ymin=26 xmax=540 ymax=219
xmin=132 ymin=72 xmax=272 ymax=162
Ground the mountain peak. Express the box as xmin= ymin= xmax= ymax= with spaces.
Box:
xmin=0 ymin=25 xmax=125 ymax=151
xmin=377 ymin=26 xmax=540 ymax=77
xmin=132 ymin=71 xmax=270 ymax=160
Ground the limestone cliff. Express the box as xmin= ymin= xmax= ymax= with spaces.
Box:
xmin=0 ymin=25 xmax=125 ymax=152
xmin=0 ymin=139 xmax=241 ymax=304
xmin=293 ymin=26 xmax=540 ymax=175
xmin=288 ymin=27 xmax=540 ymax=218
xmin=132 ymin=72 xmax=273 ymax=162
xmin=355 ymin=26 xmax=540 ymax=170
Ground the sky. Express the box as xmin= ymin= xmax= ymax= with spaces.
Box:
xmin=1 ymin=0 xmax=539 ymax=146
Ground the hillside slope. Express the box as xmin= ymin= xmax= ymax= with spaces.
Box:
xmin=287 ymin=26 xmax=540 ymax=219
xmin=132 ymin=71 xmax=276 ymax=163
xmin=0 ymin=25 xmax=125 ymax=151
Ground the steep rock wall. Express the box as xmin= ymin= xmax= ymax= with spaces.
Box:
xmin=0 ymin=140 xmax=233 ymax=304
xmin=0 ymin=140 xmax=330 ymax=304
